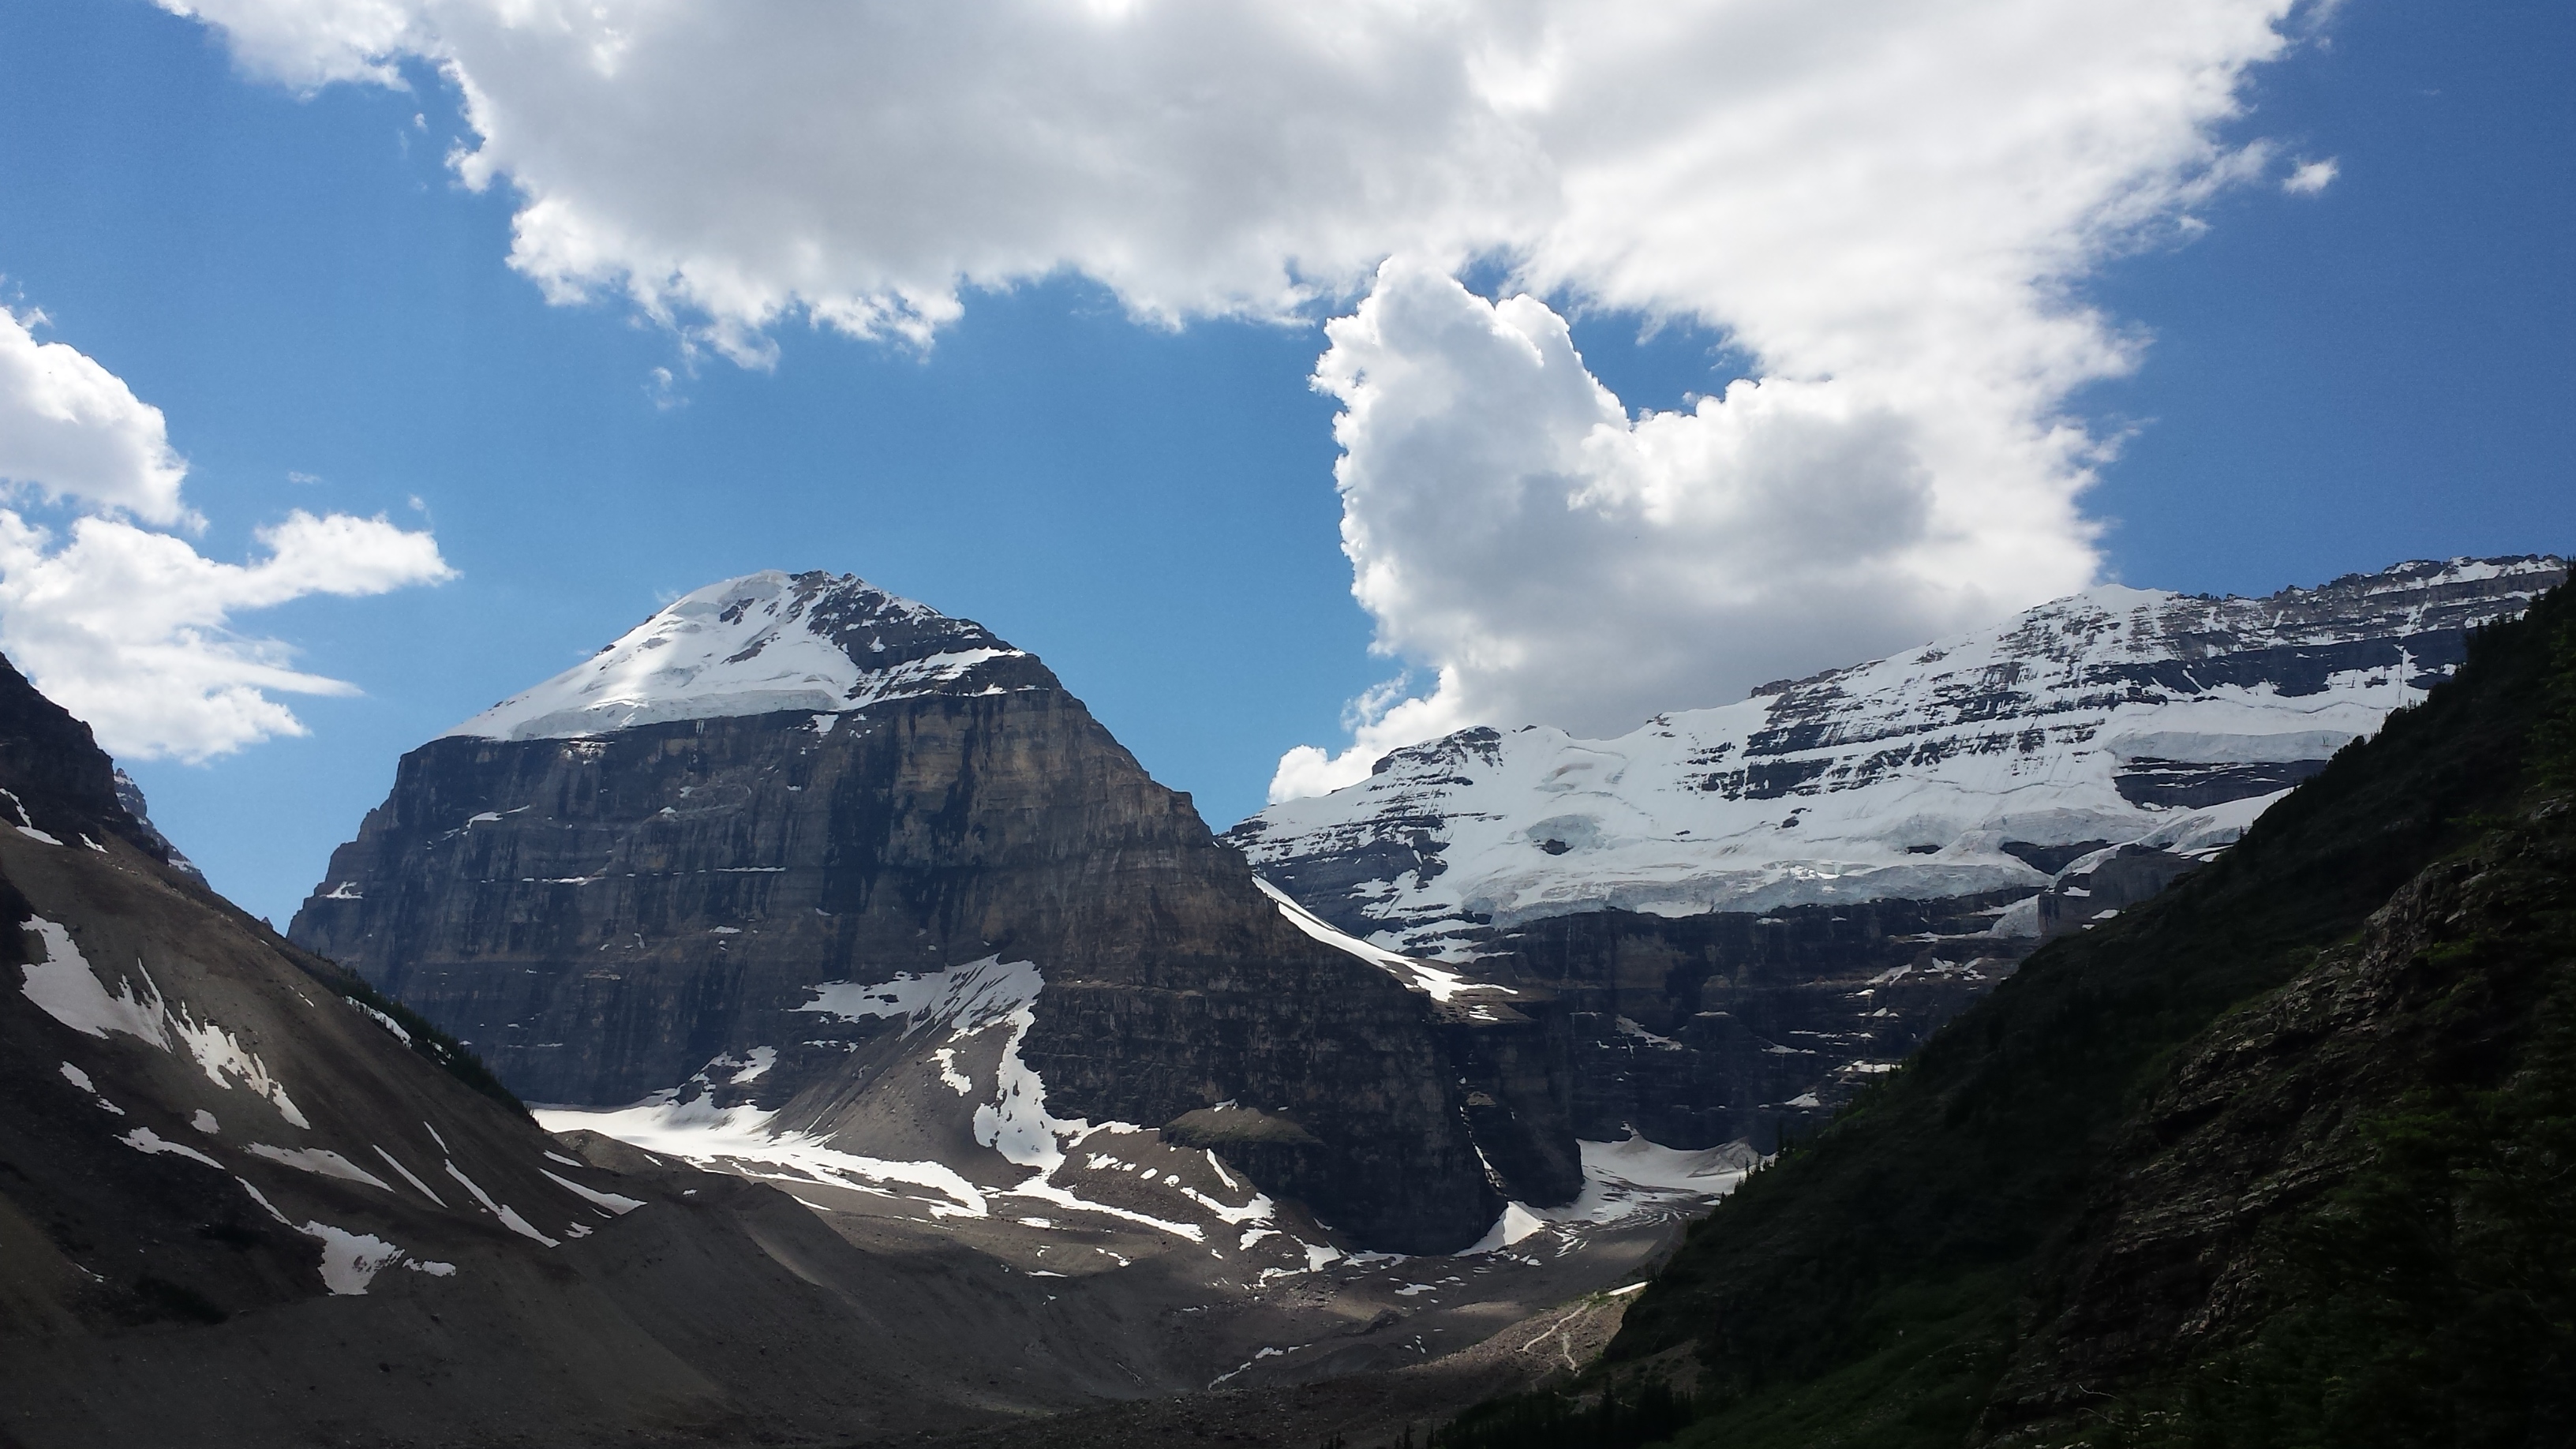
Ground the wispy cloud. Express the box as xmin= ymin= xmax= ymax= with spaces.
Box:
xmin=0 ymin=303 xmax=453 ymax=761
xmin=2284 ymin=157 xmax=2340 ymax=195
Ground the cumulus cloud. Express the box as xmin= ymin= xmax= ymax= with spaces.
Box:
xmin=1269 ymin=262 xmax=2099 ymax=798
xmin=165 ymin=1 xmax=2297 ymax=352
xmin=0 ymin=309 xmax=454 ymax=762
xmin=0 ymin=307 xmax=193 ymax=527
xmin=165 ymin=0 xmax=2314 ymax=788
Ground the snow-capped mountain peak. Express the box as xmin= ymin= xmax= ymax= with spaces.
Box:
xmin=1230 ymin=556 xmax=2566 ymax=959
xmin=447 ymin=570 xmax=1051 ymax=741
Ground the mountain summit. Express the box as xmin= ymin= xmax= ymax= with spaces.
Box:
xmin=295 ymin=569 xmax=1571 ymax=1253
xmin=1235 ymin=556 xmax=2566 ymax=957
xmin=447 ymin=570 xmax=1050 ymax=741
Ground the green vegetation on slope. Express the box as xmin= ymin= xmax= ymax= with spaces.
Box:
xmin=1568 ymin=581 xmax=2576 ymax=1448
xmin=298 ymin=954 xmax=531 ymax=1116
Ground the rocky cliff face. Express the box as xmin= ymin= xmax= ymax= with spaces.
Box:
xmin=1230 ymin=556 xmax=2566 ymax=1154
xmin=292 ymin=571 xmax=1559 ymax=1251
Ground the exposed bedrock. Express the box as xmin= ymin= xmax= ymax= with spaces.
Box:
xmin=1473 ymin=891 xmax=2040 ymax=1151
xmin=293 ymin=579 xmax=1560 ymax=1251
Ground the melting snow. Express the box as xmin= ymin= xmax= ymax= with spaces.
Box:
xmin=58 ymin=1061 xmax=125 ymax=1115
xmin=304 ymin=1222 xmax=408 ymax=1294
xmin=573 ymin=957 xmax=1251 ymax=1242
xmin=798 ymin=955 xmax=1045 ymax=1039
xmin=1254 ymin=878 xmax=1508 ymax=1002
xmin=120 ymin=1126 xmax=221 ymax=1169
xmin=534 ymin=1095 xmax=992 ymax=1219
xmin=540 ymin=1167 xmax=646 ymax=1215
xmin=21 ymin=919 xmax=170 ymax=1043
xmin=1458 ymin=1134 xmax=1754 ymax=1256
xmin=19 ymin=919 xmax=307 ymax=1126
xmin=444 ymin=1161 xmax=561 ymax=1246
xmin=246 ymin=1144 xmax=394 ymax=1191
xmin=373 ymin=1146 xmax=447 ymax=1206
xmin=2 ymin=786 xmax=62 ymax=844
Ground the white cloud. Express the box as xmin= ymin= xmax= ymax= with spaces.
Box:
xmin=0 ymin=307 xmax=193 ymax=527
xmin=164 ymin=0 xmax=2315 ymax=788
xmin=0 ymin=511 xmax=453 ymax=763
xmin=165 ymin=1 xmax=2299 ymax=353
xmin=2283 ymin=157 xmax=2339 ymax=195
xmin=0 ymin=307 xmax=455 ymax=762
xmin=1270 ymin=261 xmax=2099 ymax=798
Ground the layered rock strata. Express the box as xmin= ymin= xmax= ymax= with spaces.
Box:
xmin=294 ymin=571 xmax=1556 ymax=1250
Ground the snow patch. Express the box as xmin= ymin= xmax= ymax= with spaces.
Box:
xmin=21 ymin=919 xmax=170 ymax=1044
xmin=1254 ymin=878 xmax=1507 ymax=1002
xmin=303 ymin=1222 xmax=407 ymax=1294
xmin=18 ymin=919 xmax=306 ymax=1126
xmin=58 ymin=1061 xmax=125 ymax=1115
xmin=373 ymin=1146 xmax=447 ymax=1206
xmin=534 ymin=1096 xmax=991 ymax=1219
xmin=444 ymin=1160 xmax=561 ymax=1246
xmin=540 ymin=1167 xmax=646 ymax=1215
xmin=247 ymin=1144 xmax=394 ymax=1191
xmin=1458 ymin=1134 xmax=1754 ymax=1256
xmin=120 ymin=1125 xmax=221 ymax=1169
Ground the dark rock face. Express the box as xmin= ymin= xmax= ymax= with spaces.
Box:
xmin=0 ymin=653 xmax=164 ymax=862
xmin=109 ymin=769 xmax=204 ymax=882
xmin=292 ymin=572 xmax=1551 ymax=1250
xmin=2111 ymin=755 xmax=2331 ymax=809
xmin=1473 ymin=891 xmax=2036 ymax=1151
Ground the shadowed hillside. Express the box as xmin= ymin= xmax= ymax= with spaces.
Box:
xmin=1474 ymin=577 xmax=2576 ymax=1447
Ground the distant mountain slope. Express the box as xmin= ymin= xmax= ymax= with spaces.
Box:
xmin=1235 ymin=556 xmax=2562 ymax=956
xmin=294 ymin=570 xmax=1564 ymax=1252
xmin=1593 ymin=576 xmax=2576 ymax=1446
xmin=0 ymin=649 xmax=1216 ymax=1447
xmin=1226 ymin=556 xmax=2564 ymax=1155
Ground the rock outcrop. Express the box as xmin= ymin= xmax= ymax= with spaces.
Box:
xmin=293 ymin=571 xmax=1563 ymax=1251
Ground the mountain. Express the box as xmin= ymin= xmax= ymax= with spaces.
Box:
xmin=1227 ymin=556 xmax=2566 ymax=1152
xmin=1569 ymin=573 xmax=2576 ymax=1447
xmin=290 ymin=569 xmax=1575 ymax=1254
xmin=0 ymin=649 xmax=1241 ymax=1447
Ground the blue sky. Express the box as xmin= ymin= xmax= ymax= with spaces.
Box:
xmin=0 ymin=0 xmax=2567 ymax=927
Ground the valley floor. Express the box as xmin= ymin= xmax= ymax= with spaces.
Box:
xmin=879 ymin=1283 xmax=1649 ymax=1449
xmin=545 ymin=1114 xmax=1732 ymax=1441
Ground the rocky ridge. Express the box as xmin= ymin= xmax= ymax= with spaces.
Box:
xmin=1227 ymin=557 xmax=2564 ymax=1151
xmin=292 ymin=570 xmax=1572 ymax=1252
